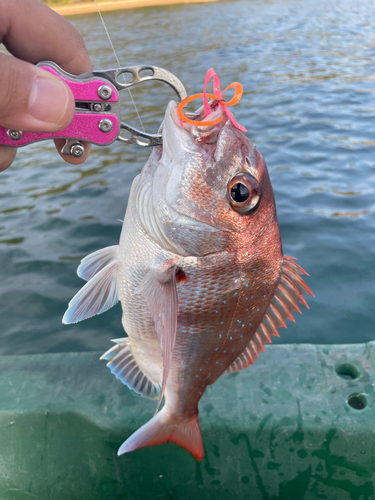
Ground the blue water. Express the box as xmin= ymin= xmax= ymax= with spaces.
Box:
xmin=1 ymin=0 xmax=375 ymax=355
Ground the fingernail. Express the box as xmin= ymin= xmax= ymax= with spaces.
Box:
xmin=29 ymin=77 xmax=71 ymax=125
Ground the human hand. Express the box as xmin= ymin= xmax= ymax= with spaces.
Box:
xmin=0 ymin=0 xmax=93 ymax=171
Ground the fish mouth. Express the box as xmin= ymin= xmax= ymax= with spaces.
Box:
xmin=182 ymin=102 xmax=227 ymax=146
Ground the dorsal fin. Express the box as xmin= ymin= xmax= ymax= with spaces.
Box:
xmin=225 ymin=256 xmax=314 ymax=375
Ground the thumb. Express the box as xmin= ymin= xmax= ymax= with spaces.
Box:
xmin=0 ymin=53 xmax=75 ymax=133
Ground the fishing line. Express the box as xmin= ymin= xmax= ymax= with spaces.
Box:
xmin=93 ymin=0 xmax=146 ymax=133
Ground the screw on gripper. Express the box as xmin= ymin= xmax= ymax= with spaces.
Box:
xmin=61 ymin=139 xmax=85 ymax=158
xmin=99 ymin=119 xmax=113 ymax=133
xmin=70 ymin=144 xmax=85 ymax=158
xmin=98 ymin=85 xmax=113 ymax=100
xmin=7 ymin=129 xmax=23 ymax=141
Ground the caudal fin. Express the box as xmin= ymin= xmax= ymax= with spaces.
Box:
xmin=118 ymin=408 xmax=204 ymax=461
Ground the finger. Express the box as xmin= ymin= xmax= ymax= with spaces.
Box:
xmin=0 ymin=0 xmax=93 ymax=164
xmin=0 ymin=53 xmax=75 ymax=132
xmin=54 ymin=139 xmax=92 ymax=165
xmin=0 ymin=0 xmax=92 ymax=75
xmin=0 ymin=145 xmax=17 ymax=172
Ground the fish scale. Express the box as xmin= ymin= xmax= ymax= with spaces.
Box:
xmin=63 ymin=99 xmax=313 ymax=461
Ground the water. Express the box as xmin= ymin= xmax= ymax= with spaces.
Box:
xmin=1 ymin=0 xmax=375 ymax=355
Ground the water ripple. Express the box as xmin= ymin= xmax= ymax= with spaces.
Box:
xmin=1 ymin=0 xmax=375 ymax=353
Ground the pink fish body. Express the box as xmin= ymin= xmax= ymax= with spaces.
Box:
xmin=63 ymin=100 xmax=313 ymax=460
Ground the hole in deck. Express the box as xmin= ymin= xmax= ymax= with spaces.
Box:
xmin=335 ymin=362 xmax=360 ymax=380
xmin=347 ymin=393 xmax=367 ymax=410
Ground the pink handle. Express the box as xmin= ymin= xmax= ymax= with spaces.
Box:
xmin=0 ymin=65 xmax=119 ymax=147
xmin=40 ymin=66 xmax=118 ymax=103
xmin=0 ymin=114 xmax=119 ymax=146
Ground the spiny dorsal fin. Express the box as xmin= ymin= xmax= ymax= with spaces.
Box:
xmin=225 ymin=256 xmax=314 ymax=375
xmin=100 ymin=338 xmax=160 ymax=400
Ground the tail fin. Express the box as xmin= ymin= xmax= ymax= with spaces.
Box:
xmin=118 ymin=408 xmax=204 ymax=461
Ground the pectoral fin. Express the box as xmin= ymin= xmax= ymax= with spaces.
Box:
xmin=136 ymin=265 xmax=178 ymax=413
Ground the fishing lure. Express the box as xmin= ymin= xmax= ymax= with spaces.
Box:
xmin=178 ymin=68 xmax=246 ymax=132
xmin=0 ymin=61 xmax=187 ymax=156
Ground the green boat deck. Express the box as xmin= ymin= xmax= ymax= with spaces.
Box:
xmin=0 ymin=342 xmax=374 ymax=499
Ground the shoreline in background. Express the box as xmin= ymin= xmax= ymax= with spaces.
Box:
xmin=50 ymin=0 xmax=217 ymax=16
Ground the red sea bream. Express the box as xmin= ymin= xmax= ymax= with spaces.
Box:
xmin=63 ymin=96 xmax=313 ymax=461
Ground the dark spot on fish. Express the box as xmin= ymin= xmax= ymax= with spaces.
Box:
xmin=176 ymin=267 xmax=188 ymax=283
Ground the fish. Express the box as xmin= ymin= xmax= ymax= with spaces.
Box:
xmin=63 ymin=94 xmax=313 ymax=461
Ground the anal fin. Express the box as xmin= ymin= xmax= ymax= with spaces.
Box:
xmin=100 ymin=338 xmax=159 ymax=400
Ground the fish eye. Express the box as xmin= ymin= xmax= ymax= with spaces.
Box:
xmin=228 ymin=172 xmax=262 ymax=215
